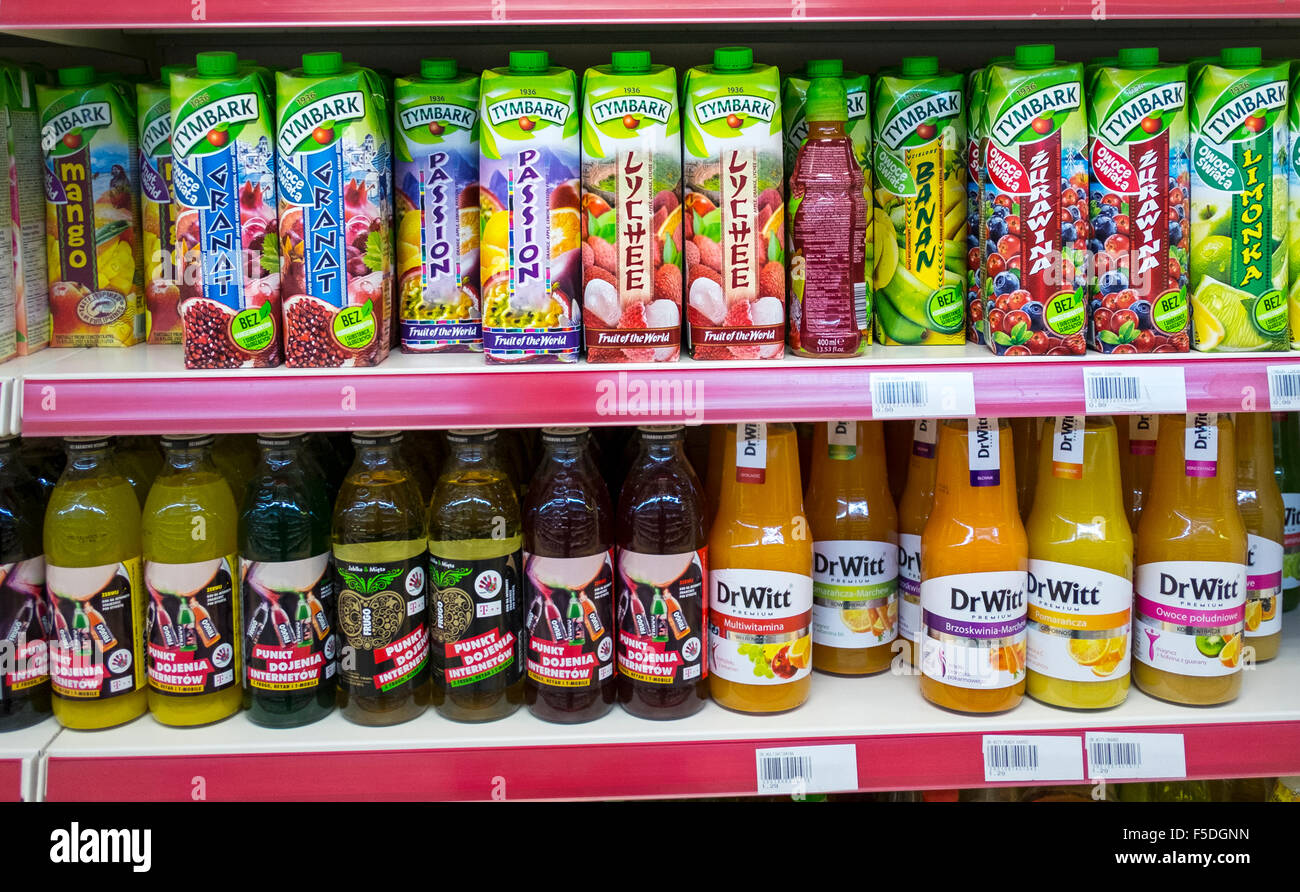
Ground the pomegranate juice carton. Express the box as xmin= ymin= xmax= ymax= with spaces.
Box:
xmin=3 ymin=61 xmax=50 ymax=355
xmin=683 ymin=47 xmax=785 ymax=360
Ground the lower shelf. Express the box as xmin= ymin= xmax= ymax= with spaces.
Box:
xmin=0 ymin=718 xmax=60 ymax=802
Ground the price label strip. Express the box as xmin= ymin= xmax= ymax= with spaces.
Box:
xmin=754 ymin=744 xmax=858 ymax=795
xmin=1268 ymin=365 xmax=1300 ymax=411
xmin=1084 ymin=731 xmax=1187 ymax=780
xmin=1082 ymin=367 xmax=1187 ymax=414
xmin=981 ymin=735 xmax=1084 ymax=783
xmin=869 ymin=372 xmax=975 ymax=419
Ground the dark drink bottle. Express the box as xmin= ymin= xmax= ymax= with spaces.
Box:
xmin=0 ymin=436 xmax=50 ymax=730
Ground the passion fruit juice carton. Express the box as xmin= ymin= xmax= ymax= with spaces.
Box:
xmin=478 ymin=51 xmax=581 ymax=363
xmin=137 ymin=67 xmax=183 ymax=345
xmin=1189 ymin=48 xmax=1289 ymax=352
xmin=683 ymin=47 xmax=784 ymax=360
xmin=276 ymin=53 xmax=392 ymax=368
xmin=2 ymin=61 xmax=50 ymax=355
xmin=580 ymin=51 xmax=682 ymax=362
xmin=394 ymin=59 xmax=481 ymax=353
xmin=982 ymin=45 xmax=1089 ymax=356
xmin=38 ymin=66 xmax=145 ymax=347
xmin=1288 ymin=62 xmax=1300 ymax=346
xmin=1087 ymin=49 xmax=1191 ymax=354
xmin=871 ymin=57 xmax=966 ymax=347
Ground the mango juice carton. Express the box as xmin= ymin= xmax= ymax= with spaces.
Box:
xmin=1288 ymin=62 xmax=1300 ymax=346
xmin=137 ymin=66 xmax=183 ymax=345
xmin=682 ymin=47 xmax=784 ymax=360
xmin=2 ymin=61 xmax=50 ymax=355
xmin=1189 ymin=48 xmax=1289 ymax=352
xmin=871 ymin=56 xmax=966 ymax=346
xmin=478 ymin=51 xmax=582 ymax=363
xmin=277 ymin=52 xmax=392 ymax=367
xmin=394 ymin=58 xmax=480 ymax=353
xmin=38 ymin=66 xmax=145 ymax=347
xmin=581 ymin=50 xmax=683 ymax=362
xmin=1087 ymin=49 xmax=1191 ymax=354
xmin=982 ymin=45 xmax=1089 ymax=356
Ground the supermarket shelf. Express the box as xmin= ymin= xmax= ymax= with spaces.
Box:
xmin=0 ymin=718 xmax=60 ymax=802
xmin=13 ymin=344 xmax=1299 ymax=435
xmin=40 ymin=626 xmax=1300 ymax=801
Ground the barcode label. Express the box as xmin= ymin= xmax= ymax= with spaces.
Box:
xmin=981 ymin=735 xmax=1084 ymax=782
xmin=754 ymin=744 xmax=857 ymax=794
xmin=1268 ymin=365 xmax=1300 ymax=410
xmin=870 ymin=372 xmax=975 ymax=419
xmin=1083 ymin=367 xmax=1186 ymax=413
xmin=854 ymin=282 xmax=868 ymax=331
xmin=1084 ymin=732 xmax=1187 ymax=780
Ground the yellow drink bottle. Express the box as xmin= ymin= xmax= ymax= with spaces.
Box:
xmin=1236 ymin=412 xmax=1283 ymax=662
xmin=1117 ymin=415 xmax=1158 ymax=531
xmin=896 ymin=418 xmax=938 ymax=666
xmin=1025 ymin=416 xmax=1133 ymax=709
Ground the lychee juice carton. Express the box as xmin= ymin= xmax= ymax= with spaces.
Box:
xmin=479 ymin=51 xmax=582 ymax=363
xmin=137 ymin=66 xmax=182 ymax=345
xmin=1087 ymin=49 xmax=1191 ymax=354
xmin=2 ymin=61 xmax=50 ymax=355
xmin=1189 ymin=48 xmax=1289 ymax=352
xmin=38 ymin=66 xmax=145 ymax=348
xmin=276 ymin=53 xmax=392 ymax=368
xmin=394 ymin=59 xmax=481 ymax=353
xmin=682 ymin=47 xmax=785 ymax=360
xmin=982 ymin=46 xmax=1089 ymax=356
xmin=580 ymin=50 xmax=682 ymax=363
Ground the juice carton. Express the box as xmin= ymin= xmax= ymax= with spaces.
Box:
xmin=478 ymin=51 xmax=582 ymax=363
xmin=1189 ymin=48 xmax=1289 ymax=352
xmin=682 ymin=47 xmax=784 ymax=360
xmin=983 ymin=46 xmax=1089 ymax=356
xmin=581 ymin=51 xmax=683 ymax=363
xmin=2 ymin=61 xmax=50 ymax=355
xmin=1087 ymin=49 xmax=1191 ymax=354
xmin=872 ymin=57 xmax=967 ymax=346
xmin=965 ymin=64 xmax=988 ymax=344
xmin=137 ymin=66 xmax=183 ymax=345
xmin=0 ymin=83 xmax=15 ymax=361
xmin=172 ymin=52 xmax=282 ymax=368
xmin=38 ymin=66 xmax=145 ymax=347
xmin=394 ymin=58 xmax=481 ymax=353
xmin=1288 ymin=62 xmax=1300 ymax=346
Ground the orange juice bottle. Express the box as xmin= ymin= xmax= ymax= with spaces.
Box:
xmin=896 ymin=419 xmax=938 ymax=666
xmin=708 ymin=423 xmax=812 ymax=713
xmin=920 ymin=418 xmax=1027 ymax=713
xmin=1134 ymin=413 xmax=1247 ymax=706
xmin=1235 ymin=413 xmax=1282 ymax=662
xmin=1010 ymin=417 xmax=1039 ymax=520
xmin=704 ymin=425 xmax=725 ymax=530
xmin=884 ymin=420 xmax=913 ymax=506
xmin=1025 ymin=416 xmax=1133 ymax=710
xmin=1117 ymin=415 xmax=1158 ymax=531
xmin=806 ymin=421 xmax=897 ymax=676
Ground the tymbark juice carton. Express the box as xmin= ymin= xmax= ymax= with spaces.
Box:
xmin=1287 ymin=62 xmax=1300 ymax=346
xmin=2 ymin=61 xmax=48 ymax=356
xmin=137 ymin=66 xmax=183 ymax=345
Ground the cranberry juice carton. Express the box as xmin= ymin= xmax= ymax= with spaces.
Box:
xmin=394 ymin=58 xmax=481 ymax=353
xmin=982 ymin=45 xmax=1089 ymax=356
xmin=580 ymin=51 xmax=683 ymax=363
xmin=965 ymin=63 xmax=991 ymax=344
xmin=137 ymin=67 xmax=183 ymax=345
xmin=682 ymin=47 xmax=784 ymax=360
xmin=2 ymin=61 xmax=50 ymax=355
xmin=277 ymin=52 xmax=393 ymax=367
xmin=38 ymin=66 xmax=145 ymax=347
xmin=478 ymin=51 xmax=582 ymax=363
xmin=1290 ymin=62 xmax=1300 ymax=346
xmin=871 ymin=57 xmax=966 ymax=347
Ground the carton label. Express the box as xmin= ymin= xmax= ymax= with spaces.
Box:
xmin=40 ymin=102 xmax=112 ymax=154
xmin=173 ymin=93 xmax=260 ymax=157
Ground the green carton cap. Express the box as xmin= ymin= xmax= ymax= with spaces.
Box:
xmin=1015 ymin=44 xmax=1055 ymax=69
xmin=302 ymin=52 xmax=343 ymax=76
xmin=1117 ymin=47 xmax=1158 ymax=68
xmin=509 ymin=50 xmax=549 ymax=73
xmin=806 ymin=76 xmax=846 ymax=123
xmin=1220 ymin=47 xmax=1262 ymax=68
xmin=420 ymin=58 xmax=458 ymax=80
xmin=159 ymin=64 xmax=186 ymax=86
xmin=57 ymin=66 xmax=95 ymax=87
xmin=902 ymin=56 xmax=939 ymax=77
xmin=805 ymin=58 xmax=843 ymax=78
xmin=611 ymin=50 xmax=652 ymax=73
xmin=196 ymin=51 xmax=238 ymax=78
xmin=713 ymin=47 xmax=753 ymax=71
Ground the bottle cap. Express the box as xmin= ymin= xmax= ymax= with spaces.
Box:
xmin=901 ymin=56 xmax=939 ymax=77
xmin=1117 ymin=47 xmax=1158 ymax=68
xmin=611 ymin=50 xmax=652 ymax=73
xmin=447 ymin=428 xmax=499 ymax=441
xmin=65 ymin=436 xmax=112 ymax=451
xmin=805 ymin=76 xmax=847 ymax=123
xmin=256 ymin=432 xmax=307 ymax=445
xmin=541 ymin=426 xmax=589 ymax=442
xmin=196 ymin=51 xmax=238 ymax=78
xmin=1220 ymin=47 xmax=1262 ymax=68
xmin=1014 ymin=44 xmax=1055 ymax=69
xmin=302 ymin=52 xmax=343 ymax=76
xmin=57 ymin=66 xmax=96 ymax=87
xmin=805 ymin=58 xmax=843 ymax=78
xmin=713 ymin=47 xmax=753 ymax=71
xmin=159 ymin=65 xmax=186 ymax=86
xmin=509 ymin=50 xmax=549 ymax=73
xmin=161 ymin=434 xmax=215 ymax=448
xmin=351 ymin=430 xmax=403 ymax=446
xmin=420 ymin=58 xmax=458 ymax=81
xmin=638 ymin=425 xmax=684 ymax=439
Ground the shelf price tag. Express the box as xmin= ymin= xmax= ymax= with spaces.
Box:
xmin=869 ymin=372 xmax=975 ymax=419
xmin=754 ymin=744 xmax=857 ymax=795
xmin=1084 ymin=732 xmax=1187 ymax=780
xmin=981 ymin=735 xmax=1084 ymax=783
xmin=1267 ymin=365 xmax=1300 ymax=410
xmin=1082 ymin=367 xmax=1187 ymax=414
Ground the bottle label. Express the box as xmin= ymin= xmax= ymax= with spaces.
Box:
xmin=826 ymin=421 xmax=857 ymax=460
xmin=616 ymin=547 xmax=707 ymax=685
xmin=708 ymin=567 xmax=813 ymax=685
xmin=240 ymin=554 xmax=336 ymax=693
xmin=812 ymin=540 xmax=898 ymax=649
xmin=0 ymin=557 xmax=48 ymax=700
xmin=1184 ymin=412 xmax=1217 ymax=477
xmin=146 ymin=555 xmax=239 ymax=696
xmin=1128 ymin=415 xmax=1158 ymax=455
xmin=335 ymin=555 xmax=430 ymax=693
xmin=430 ymin=543 xmax=524 ymax=690
xmin=1051 ymin=415 xmax=1085 ymax=479
xmin=524 ymin=549 xmax=614 ymax=689
xmin=919 ymin=570 xmax=1027 ymax=690
xmin=912 ymin=419 xmax=937 ymax=458
xmin=967 ymin=417 xmax=1001 ymax=487
xmin=1133 ymin=560 xmax=1246 ymax=677
xmin=1283 ymin=491 xmax=1300 ymax=590
xmin=1245 ymin=535 xmax=1283 ymax=639
xmin=897 ymin=532 xmax=922 ymax=644
xmin=1026 ymin=558 xmax=1131 ymax=683
xmin=735 ymin=423 xmax=767 ymax=484
xmin=46 ymin=558 xmax=145 ymax=700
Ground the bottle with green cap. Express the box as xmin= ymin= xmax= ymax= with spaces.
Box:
xmin=137 ymin=69 xmax=183 ymax=345
xmin=1 ymin=59 xmax=52 ymax=356
xmin=393 ymin=59 xmax=482 ymax=354
xmin=681 ymin=47 xmax=784 ymax=361
xmin=580 ymin=51 xmax=683 ymax=363
xmin=478 ymin=51 xmax=582 ymax=363
xmin=1188 ymin=48 xmax=1290 ymax=353
xmin=276 ymin=52 xmax=393 ymax=368
xmin=38 ymin=67 xmax=145 ymax=348
xmin=982 ymin=46 xmax=1088 ymax=357
xmin=1287 ymin=61 xmax=1300 ymax=348
xmin=1087 ymin=49 xmax=1191 ymax=355
xmin=870 ymin=56 xmax=967 ymax=348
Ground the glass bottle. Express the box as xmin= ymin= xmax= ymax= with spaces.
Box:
xmin=1117 ymin=414 xmax=1159 ymax=532
xmin=1235 ymin=412 xmax=1283 ymax=661
xmin=896 ymin=419 xmax=938 ymax=666
xmin=1276 ymin=411 xmax=1300 ymax=611
xmin=0 ymin=437 xmax=50 ymax=730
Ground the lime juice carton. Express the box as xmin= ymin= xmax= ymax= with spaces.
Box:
xmin=137 ymin=65 xmax=183 ymax=345
xmin=2 ymin=61 xmax=50 ymax=355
